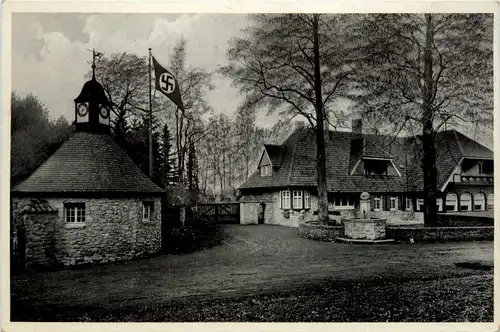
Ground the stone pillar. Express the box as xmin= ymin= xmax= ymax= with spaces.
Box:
xmin=359 ymin=192 xmax=371 ymax=218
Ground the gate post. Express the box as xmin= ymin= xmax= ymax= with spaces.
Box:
xmin=215 ymin=204 xmax=219 ymax=224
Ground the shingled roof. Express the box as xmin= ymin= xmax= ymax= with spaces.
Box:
xmin=12 ymin=132 xmax=164 ymax=196
xmin=263 ymin=144 xmax=286 ymax=168
xmin=239 ymin=128 xmax=492 ymax=193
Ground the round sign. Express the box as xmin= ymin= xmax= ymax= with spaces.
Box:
xmin=360 ymin=192 xmax=370 ymax=200
xmin=100 ymin=105 xmax=109 ymax=118
xmin=159 ymin=73 xmax=176 ymax=94
xmin=77 ymin=103 xmax=89 ymax=117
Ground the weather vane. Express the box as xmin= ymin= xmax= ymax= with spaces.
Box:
xmin=86 ymin=48 xmax=104 ymax=79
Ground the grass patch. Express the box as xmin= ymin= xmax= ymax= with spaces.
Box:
xmin=14 ymin=274 xmax=492 ymax=322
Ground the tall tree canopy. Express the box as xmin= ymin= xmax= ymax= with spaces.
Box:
xmin=164 ymin=39 xmax=214 ymax=184
xmin=90 ymin=53 xmax=151 ymax=139
xmin=350 ymin=14 xmax=493 ymax=225
xmin=11 ymin=92 xmax=72 ymax=185
xmin=223 ymin=14 xmax=358 ymax=224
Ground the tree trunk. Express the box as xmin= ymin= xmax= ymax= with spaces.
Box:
xmin=312 ymin=14 xmax=329 ymax=225
xmin=420 ymin=14 xmax=438 ymax=227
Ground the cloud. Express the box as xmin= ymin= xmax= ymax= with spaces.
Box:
xmin=12 ymin=13 xmax=248 ymax=122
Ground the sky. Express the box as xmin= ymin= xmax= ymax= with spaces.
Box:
xmin=10 ymin=13 xmax=493 ymax=147
xmin=11 ymin=13 xmax=282 ymax=128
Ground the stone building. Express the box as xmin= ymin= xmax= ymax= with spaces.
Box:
xmin=11 ymin=70 xmax=164 ymax=268
xmin=239 ymin=120 xmax=493 ymax=227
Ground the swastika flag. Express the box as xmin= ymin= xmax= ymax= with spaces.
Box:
xmin=152 ymin=55 xmax=184 ymax=111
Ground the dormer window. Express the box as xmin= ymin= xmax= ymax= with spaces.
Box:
xmin=260 ymin=165 xmax=272 ymax=177
xmin=462 ymin=159 xmax=493 ymax=175
xmin=364 ymin=160 xmax=389 ymax=176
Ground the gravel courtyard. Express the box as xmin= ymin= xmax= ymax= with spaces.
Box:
xmin=11 ymin=224 xmax=493 ymax=321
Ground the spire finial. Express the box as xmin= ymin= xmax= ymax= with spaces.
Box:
xmin=92 ymin=48 xmax=96 ymax=80
xmin=87 ymin=48 xmax=104 ymax=80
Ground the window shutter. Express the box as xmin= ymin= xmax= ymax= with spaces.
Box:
xmin=280 ymin=191 xmax=283 ymax=209
xmin=370 ymin=195 xmax=375 ymax=211
xmin=384 ymin=196 xmax=389 ymax=211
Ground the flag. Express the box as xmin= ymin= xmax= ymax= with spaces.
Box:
xmin=152 ymin=55 xmax=184 ymax=111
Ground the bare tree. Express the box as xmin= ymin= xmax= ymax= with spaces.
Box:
xmin=350 ymin=14 xmax=493 ymax=225
xmin=90 ymin=53 xmax=150 ymax=139
xmin=223 ymin=14 xmax=359 ymax=224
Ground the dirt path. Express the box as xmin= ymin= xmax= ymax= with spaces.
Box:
xmin=11 ymin=225 xmax=493 ymax=317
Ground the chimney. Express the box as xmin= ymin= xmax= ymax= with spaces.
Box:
xmin=350 ymin=115 xmax=364 ymax=157
xmin=295 ymin=120 xmax=305 ymax=130
xmin=352 ymin=118 xmax=362 ymax=136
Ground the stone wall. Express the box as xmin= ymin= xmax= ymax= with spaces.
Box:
xmin=12 ymin=196 xmax=161 ymax=267
xmin=436 ymin=213 xmax=494 ymax=227
xmin=240 ymin=190 xmax=424 ymax=228
xmin=343 ymin=218 xmax=386 ymax=240
xmin=240 ymin=191 xmax=356 ymax=228
xmin=240 ymin=202 xmax=259 ymax=225
xmin=386 ymin=226 xmax=493 ymax=243
xmin=298 ymin=223 xmax=344 ymax=241
xmin=371 ymin=210 xmax=424 ymax=222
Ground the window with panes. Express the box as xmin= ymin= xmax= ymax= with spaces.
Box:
xmin=64 ymin=203 xmax=86 ymax=223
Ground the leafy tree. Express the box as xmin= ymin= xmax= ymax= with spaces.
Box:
xmin=162 ymin=39 xmax=214 ymax=184
xmin=123 ymin=113 xmax=162 ymax=186
xmin=11 ymin=92 xmax=72 ymax=185
xmin=160 ymin=123 xmax=178 ymax=186
xmin=89 ymin=53 xmax=152 ymax=140
xmin=350 ymin=14 xmax=493 ymax=225
xmin=223 ymin=14 xmax=357 ymax=224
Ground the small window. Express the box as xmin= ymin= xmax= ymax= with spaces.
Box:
xmin=260 ymin=165 xmax=272 ymax=177
xmin=460 ymin=193 xmax=472 ymax=212
xmin=64 ymin=203 xmax=86 ymax=223
xmin=373 ymin=196 xmax=382 ymax=211
xmin=416 ymin=198 xmax=424 ymax=212
xmin=487 ymin=193 xmax=494 ymax=210
xmin=292 ymin=190 xmax=303 ymax=209
xmin=389 ymin=197 xmax=398 ymax=211
xmin=142 ymin=201 xmax=154 ymax=221
xmin=281 ymin=190 xmax=291 ymax=210
xmin=474 ymin=193 xmax=486 ymax=211
xmin=405 ymin=198 xmax=413 ymax=211
xmin=445 ymin=193 xmax=458 ymax=212
xmin=437 ymin=198 xmax=443 ymax=212
xmin=304 ymin=191 xmax=311 ymax=209
xmin=333 ymin=194 xmax=354 ymax=209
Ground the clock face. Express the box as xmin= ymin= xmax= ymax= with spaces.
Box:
xmin=77 ymin=103 xmax=89 ymax=117
xmin=99 ymin=105 xmax=110 ymax=118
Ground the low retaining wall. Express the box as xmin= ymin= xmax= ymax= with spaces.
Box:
xmin=436 ymin=213 xmax=494 ymax=227
xmin=298 ymin=223 xmax=344 ymax=241
xmin=387 ymin=226 xmax=493 ymax=243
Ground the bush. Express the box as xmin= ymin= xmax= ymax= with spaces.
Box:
xmin=166 ymin=208 xmax=224 ymax=254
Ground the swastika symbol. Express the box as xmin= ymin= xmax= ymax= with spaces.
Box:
xmin=159 ymin=73 xmax=175 ymax=94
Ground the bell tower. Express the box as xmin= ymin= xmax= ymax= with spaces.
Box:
xmin=74 ymin=49 xmax=112 ymax=134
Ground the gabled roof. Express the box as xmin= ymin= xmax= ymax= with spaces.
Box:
xmin=454 ymin=130 xmax=493 ymax=158
xmin=12 ymin=132 xmax=164 ymax=196
xmin=263 ymin=144 xmax=285 ymax=168
xmin=239 ymin=128 xmax=492 ymax=193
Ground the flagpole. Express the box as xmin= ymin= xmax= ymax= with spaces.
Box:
xmin=148 ymin=48 xmax=153 ymax=178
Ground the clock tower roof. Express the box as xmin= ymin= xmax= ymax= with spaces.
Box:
xmin=74 ymin=77 xmax=111 ymax=106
